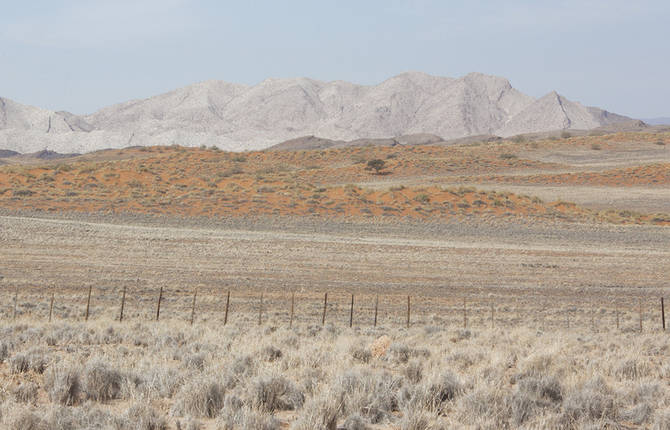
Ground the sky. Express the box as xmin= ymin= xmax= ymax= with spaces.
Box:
xmin=0 ymin=0 xmax=668 ymax=118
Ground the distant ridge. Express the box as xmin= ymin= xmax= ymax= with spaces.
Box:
xmin=0 ymin=72 xmax=632 ymax=153
xmin=642 ymin=117 xmax=670 ymax=126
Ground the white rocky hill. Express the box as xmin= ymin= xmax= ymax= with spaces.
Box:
xmin=0 ymin=72 xmax=630 ymax=153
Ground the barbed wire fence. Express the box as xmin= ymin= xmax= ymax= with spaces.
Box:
xmin=1 ymin=281 xmax=667 ymax=333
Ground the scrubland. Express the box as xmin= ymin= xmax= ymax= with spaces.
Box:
xmin=3 ymin=319 xmax=670 ymax=430
xmin=0 ymin=131 xmax=668 ymax=224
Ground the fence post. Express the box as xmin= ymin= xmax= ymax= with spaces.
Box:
xmin=406 ymin=296 xmax=411 ymax=329
xmin=13 ymin=286 xmax=18 ymax=320
xmin=615 ymin=303 xmax=619 ymax=330
xmin=190 ymin=287 xmax=197 ymax=325
xmin=591 ymin=302 xmax=595 ymax=332
xmin=662 ymin=297 xmax=665 ymax=331
xmin=349 ymin=294 xmax=354 ymax=328
xmin=85 ymin=285 xmax=92 ymax=321
xmin=373 ymin=295 xmax=379 ymax=327
xmin=322 ymin=293 xmax=328 ymax=325
xmin=258 ymin=293 xmax=264 ymax=326
xmin=119 ymin=285 xmax=126 ymax=322
xmin=156 ymin=286 xmax=163 ymax=321
xmin=224 ymin=290 xmax=230 ymax=325
xmin=516 ymin=305 xmax=521 ymax=326
xmin=639 ymin=298 xmax=643 ymax=333
xmin=566 ymin=306 xmax=570 ymax=329
xmin=490 ymin=299 xmax=494 ymax=329
xmin=463 ymin=297 xmax=467 ymax=329
xmin=289 ymin=292 xmax=294 ymax=328
xmin=541 ymin=303 xmax=546 ymax=331
xmin=48 ymin=290 xmax=55 ymax=323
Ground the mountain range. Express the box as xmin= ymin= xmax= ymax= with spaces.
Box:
xmin=0 ymin=72 xmax=632 ymax=153
xmin=642 ymin=117 xmax=670 ymax=126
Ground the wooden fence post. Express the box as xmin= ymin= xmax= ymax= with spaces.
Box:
xmin=156 ymin=286 xmax=163 ymax=321
xmin=490 ymin=300 xmax=494 ymax=329
xmin=85 ymin=285 xmax=92 ymax=321
xmin=48 ymin=290 xmax=54 ymax=323
xmin=258 ymin=293 xmax=264 ymax=326
xmin=464 ymin=297 xmax=468 ymax=329
xmin=321 ymin=293 xmax=328 ymax=325
xmin=119 ymin=285 xmax=126 ymax=322
xmin=349 ymin=294 xmax=354 ymax=328
xmin=639 ymin=298 xmax=643 ymax=333
xmin=615 ymin=303 xmax=620 ymax=330
xmin=373 ymin=295 xmax=379 ymax=327
xmin=13 ymin=286 xmax=18 ymax=320
xmin=591 ymin=302 xmax=595 ymax=332
xmin=661 ymin=297 xmax=665 ymax=331
xmin=406 ymin=296 xmax=411 ymax=329
xmin=224 ymin=290 xmax=230 ymax=325
xmin=190 ymin=288 xmax=197 ymax=325
xmin=516 ymin=305 xmax=521 ymax=326
xmin=289 ymin=292 xmax=294 ymax=328
xmin=566 ymin=306 xmax=570 ymax=329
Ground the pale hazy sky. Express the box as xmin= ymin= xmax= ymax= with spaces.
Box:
xmin=1 ymin=1 xmax=668 ymax=118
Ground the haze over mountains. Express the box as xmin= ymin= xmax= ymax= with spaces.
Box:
xmin=642 ymin=117 xmax=670 ymax=126
xmin=0 ymin=72 xmax=632 ymax=154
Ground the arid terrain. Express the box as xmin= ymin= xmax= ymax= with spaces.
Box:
xmin=1 ymin=131 xmax=670 ymax=429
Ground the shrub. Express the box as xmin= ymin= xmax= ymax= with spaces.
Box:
xmin=290 ymin=390 xmax=342 ymax=430
xmin=10 ymin=353 xmax=29 ymax=373
xmin=365 ymin=159 xmax=386 ymax=174
xmin=0 ymin=341 xmax=8 ymax=362
xmin=414 ymin=194 xmax=430 ymax=203
xmin=44 ymin=362 xmax=82 ymax=405
xmin=231 ymin=355 xmax=256 ymax=379
xmin=13 ymin=189 xmax=34 ymax=197
xmin=404 ymin=360 xmax=423 ymax=384
xmin=420 ymin=371 xmax=462 ymax=412
xmin=5 ymin=407 xmax=45 ymax=430
xmin=141 ymin=366 xmax=184 ymax=398
xmin=341 ymin=414 xmax=369 ymax=430
xmin=171 ymin=378 xmax=225 ymax=418
xmin=84 ymin=359 xmax=124 ymax=401
xmin=13 ymin=381 xmax=39 ymax=404
xmin=561 ymin=377 xmax=617 ymax=425
xmin=499 ymin=153 xmax=518 ymax=160
xmin=120 ymin=402 xmax=169 ymax=430
xmin=350 ymin=345 xmax=372 ymax=363
xmin=250 ymin=376 xmax=304 ymax=412
xmin=400 ymin=407 xmax=433 ymax=430
xmin=591 ymin=143 xmax=602 ymax=150
xmin=8 ymin=348 xmax=48 ymax=374
xmin=260 ymin=346 xmax=283 ymax=362
xmin=508 ymin=376 xmax=563 ymax=425
xmin=216 ymin=406 xmax=280 ymax=430
xmin=337 ymin=370 xmax=401 ymax=423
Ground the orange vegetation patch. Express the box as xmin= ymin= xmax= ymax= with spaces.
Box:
xmin=0 ymin=145 xmax=668 ymax=225
xmin=459 ymin=163 xmax=670 ymax=187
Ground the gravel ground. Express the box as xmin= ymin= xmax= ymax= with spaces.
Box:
xmin=1 ymin=212 xmax=668 ymax=330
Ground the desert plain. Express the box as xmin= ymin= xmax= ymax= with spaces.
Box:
xmin=1 ymin=130 xmax=670 ymax=429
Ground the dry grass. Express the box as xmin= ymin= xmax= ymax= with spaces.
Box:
xmin=1 ymin=320 xmax=670 ymax=429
